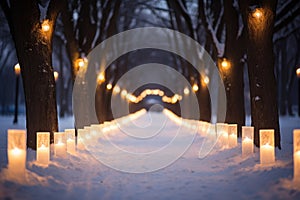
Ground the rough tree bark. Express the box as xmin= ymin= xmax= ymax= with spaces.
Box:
xmin=223 ymin=0 xmax=246 ymax=136
xmin=241 ymin=0 xmax=281 ymax=148
xmin=0 ymin=0 xmax=62 ymax=149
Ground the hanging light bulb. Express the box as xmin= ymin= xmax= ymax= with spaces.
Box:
xmin=53 ymin=71 xmax=59 ymax=82
xmin=41 ymin=19 xmax=50 ymax=32
xmin=106 ymin=83 xmax=112 ymax=90
xmin=184 ymin=87 xmax=190 ymax=95
xmin=221 ymin=58 xmax=231 ymax=70
xmin=97 ymin=73 xmax=105 ymax=84
xmin=252 ymin=8 xmax=263 ymax=19
xmin=296 ymin=68 xmax=300 ymax=78
xmin=76 ymin=58 xmax=85 ymax=68
xmin=113 ymin=85 xmax=121 ymax=94
xmin=192 ymin=84 xmax=199 ymax=92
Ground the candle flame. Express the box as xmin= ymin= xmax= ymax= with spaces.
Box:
xmin=57 ymin=140 xmax=64 ymax=145
xmin=243 ymin=137 xmax=252 ymax=142
xmin=262 ymin=143 xmax=272 ymax=148
xmin=12 ymin=147 xmax=22 ymax=155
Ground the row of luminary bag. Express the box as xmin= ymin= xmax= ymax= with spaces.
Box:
xmin=163 ymin=109 xmax=300 ymax=184
xmin=6 ymin=108 xmax=300 ymax=184
xmin=5 ymin=109 xmax=147 ymax=180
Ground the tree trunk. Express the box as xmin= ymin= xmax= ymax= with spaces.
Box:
xmin=243 ymin=0 xmax=281 ymax=148
xmin=223 ymin=0 xmax=245 ymax=136
xmin=4 ymin=0 xmax=62 ymax=149
xmin=279 ymin=42 xmax=287 ymax=115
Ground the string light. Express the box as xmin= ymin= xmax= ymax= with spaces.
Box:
xmin=97 ymin=73 xmax=105 ymax=84
xmin=184 ymin=87 xmax=190 ymax=95
xmin=252 ymin=8 xmax=263 ymax=19
xmin=76 ymin=58 xmax=85 ymax=69
xmin=123 ymin=89 xmax=182 ymax=104
xmin=53 ymin=71 xmax=59 ymax=82
xmin=41 ymin=19 xmax=50 ymax=32
xmin=192 ymin=84 xmax=199 ymax=92
xmin=121 ymin=89 xmax=128 ymax=98
xmin=204 ymin=77 xmax=210 ymax=84
xmin=221 ymin=58 xmax=230 ymax=70
xmin=106 ymin=83 xmax=112 ymax=90
xmin=113 ymin=85 xmax=121 ymax=94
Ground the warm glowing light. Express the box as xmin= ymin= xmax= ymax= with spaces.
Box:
xmin=106 ymin=83 xmax=112 ymax=90
xmin=158 ymin=91 xmax=164 ymax=96
xmin=242 ymin=126 xmax=254 ymax=157
xmin=192 ymin=84 xmax=199 ymax=92
xmin=97 ymin=73 xmax=105 ymax=84
xmin=201 ymin=76 xmax=210 ymax=87
xmin=127 ymin=94 xmax=137 ymax=103
xmin=146 ymin=89 xmax=151 ymax=95
xmin=221 ymin=58 xmax=230 ymax=70
xmin=77 ymin=58 xmax=85 ymax=68
xmin=296 ymin=68 xmax=300 ymax=78
xmin=7 ymin=129 xmax=27 ymax=179
xmin=53 ymin=71 xmax=59 ymax=81
xmin=113 ymin=85 xmax=120 ymax=94
xmin=252 ymin=8 xmax=263 ymax=19
xmin=228 ymin=124 xmax=238 ymax=148
xmin=14 ymin=63 xmax=21 ymax=75
xmin=36 ymin=132 xmax=50 ymax=166
xmin=54 ymin=132 xmax=66 ymax=157
xmin=121 ymin=89 xmax=182 ymax=104
xmin=41 ymin=19 xmax=50 ymax=32
xmin=171 ymin=96 xmax=178 ymax=104
xmin=162 ymin=96 xmax=168 ymax=103
xmin=76 ymin=57 xmax=88 ymax=71
xmin=184 ymin=87 xmax=190 ymax=95
xmin=65 ymin=129 xmax=76 ymax=154
xmin=121 ymin=89 xmax=128 ymax=98
xmin=295 ymin=130 xmax=300 ymax=183
xmin=259 ymin=129 xmax=275 ymax=165
xmin=153 ymin=89 xmax=159 ymax=95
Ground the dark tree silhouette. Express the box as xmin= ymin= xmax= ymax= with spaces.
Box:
xmin=0 ymin=0 xmax=62 ymax=149
xmin=240 ymin=0 xmax=281 ymax=148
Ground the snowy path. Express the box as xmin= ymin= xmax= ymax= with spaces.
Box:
xmin=0 ymin=112 xmax=300 ymax=200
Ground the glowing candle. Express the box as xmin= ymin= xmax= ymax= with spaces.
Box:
xmin=91 ymin=125 xmax=101 ymax=136
xmin=293 ymin=129 xmax=300 ymax=183
xmin=65 ymin=129 xmax=76 ymax=154
xmin=201 ymin=122 xmax=210 ymax=137
xmin=242 ymin=126 xmax=254 ymax=156
xmin=54 ymin=132 xmax=66 ymax=157
xmin=198 ymin=121 xmax=208 ymax=137
xmin=216 ymin=123 xmax=229 ymax=148
xmin=7 ymin=129 xmax=26 ymax=179
xmin=228 ymin=124 xmax=238 ymax=148
xmin=259 ymin=129 xmax=275 ymax=165
xmin=77 ymin=129 xmax=87 ymax=150
xmin=83 ymin=126 xmax=92 ymax=141
xmin=36 ymin=132 xmax=50 ymax=166
xmin=207 ymin=124 xmax=216 ymax=141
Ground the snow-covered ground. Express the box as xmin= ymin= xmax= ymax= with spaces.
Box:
xmin=0 ymin=111 xmax=300 ymax=200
